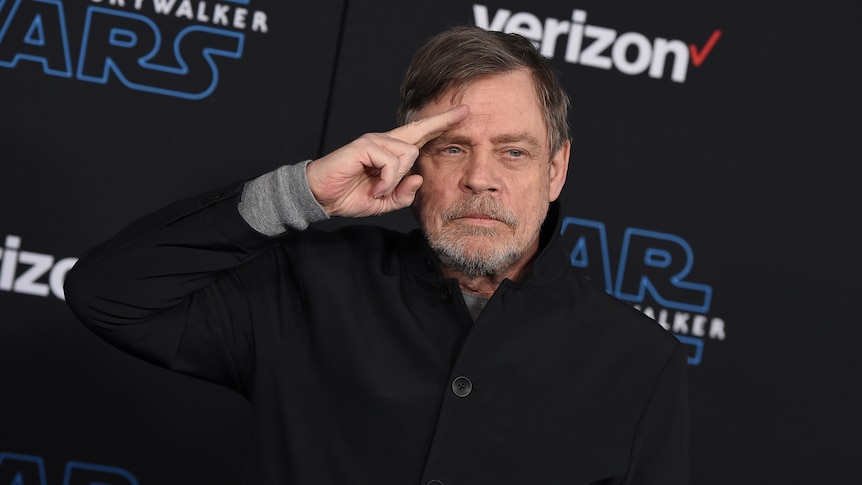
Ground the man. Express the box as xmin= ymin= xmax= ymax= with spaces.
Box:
xmin=66 ymin=26 xmax=688 ymax=484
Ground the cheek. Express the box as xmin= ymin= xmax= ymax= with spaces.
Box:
xmin=418 ymin=163 xmax=452 ymax=189
xmin=418 ymin=170 xmax=457 ymax=206
xmin=414 ymin=187 xmax=445 ymax=228
xmin=512 ymin=175 xmax=549 ymax=203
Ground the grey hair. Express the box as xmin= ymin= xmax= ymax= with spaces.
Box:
xmin=397 ymin=25 xmax=571 ymax=155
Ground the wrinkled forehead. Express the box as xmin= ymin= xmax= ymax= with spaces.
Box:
xmin=417 ymin=71 xmax=550 ymax=149
xmin=426 ymin=71 xmax=550 ymax=141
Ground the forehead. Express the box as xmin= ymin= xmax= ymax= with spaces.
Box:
xmin=416 ymin=70 xmax=548 ymax=144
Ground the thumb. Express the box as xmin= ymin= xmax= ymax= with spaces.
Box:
xmin=391 ymin=174 xmax=424 ymax=208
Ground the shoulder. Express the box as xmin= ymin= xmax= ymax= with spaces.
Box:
xmin=288 ymin=224 xmax=410 ymax=254
xmin=551 ymin=269 xmax=683 ymax=362
xmin=273 ymin=224 xmax=416 ymax=274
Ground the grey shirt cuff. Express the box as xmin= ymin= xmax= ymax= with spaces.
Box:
xmin=238 ymin=160 xmax=330 ymax=236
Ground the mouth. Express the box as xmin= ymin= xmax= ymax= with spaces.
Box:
xmin=457 ymin=214 xmax=502 ymax=225
xmin=439 ymin=196 xmax=518 ymax=229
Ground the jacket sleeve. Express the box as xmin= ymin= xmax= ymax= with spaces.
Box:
xmin=64 ymin=181 xmax=283 ymax=395
xmin=623 ymin=342 xmax=690 ymax=484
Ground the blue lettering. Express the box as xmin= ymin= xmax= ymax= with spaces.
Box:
xmin=0 ymin=453 xmax=139 ymax=485
xmin=0 ymin=453 xmax=47 ymax=485
xmin=561 ymin=218 xmax=712 ymax=313
xmin=675 ymin=335 xmax=704 ymax=365
xmin=63 ymin=462 xmax=138 ymax=485
xmin=560 ymin=217 xmax=613 ymax=293
xmin=0 ymin=0 xmax=72 ymax=77
xmin=614 ymin=228 xmax=712 ymax=313
xmin=77 ymin=6 xmax=243 ymax=100
xmin=23 ymin=12 xmax=43 ymax=45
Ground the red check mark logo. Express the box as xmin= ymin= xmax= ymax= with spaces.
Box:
xmin=689 ymin=30 xmax=722 ymax=67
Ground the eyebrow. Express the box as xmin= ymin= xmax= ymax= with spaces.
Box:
xmin=427 ymin=134 xmax=471 ymax=147
xmin=428 ymin=133 xmax=544 ymax=150
xmin=490 ymin=133 xmax=543 ymax=150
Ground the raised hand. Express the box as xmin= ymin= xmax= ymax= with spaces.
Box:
xmin=306 ymin=105 xmax=468 ymax=218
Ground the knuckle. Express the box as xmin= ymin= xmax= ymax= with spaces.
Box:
xmin=358 ymin=132 xmax=383 ymax=143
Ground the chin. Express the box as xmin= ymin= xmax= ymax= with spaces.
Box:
xmin=432 ymin=237 xmax=524 ymax=278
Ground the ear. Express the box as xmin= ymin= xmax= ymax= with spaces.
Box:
xmin=548 ymin=141 xmax=571 ymax=202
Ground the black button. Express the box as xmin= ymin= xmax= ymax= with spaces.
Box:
xmin=452 ymin=376 xmax=472 ymax=397
xmin=424 ymin=258 xmax=435 ymax=272
xmin=439 ymin=286 xmax=452 ymax=302
xmin=426 ymin=481 xmax=443 ymax=485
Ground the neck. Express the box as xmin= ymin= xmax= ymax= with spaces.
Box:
xmin=442 ymin=254 xmax=535 ymax=297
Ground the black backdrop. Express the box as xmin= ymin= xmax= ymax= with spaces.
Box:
xmin=2 ymin=0 xmax=860 ymax=483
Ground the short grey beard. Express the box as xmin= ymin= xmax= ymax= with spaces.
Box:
xmin=425 ymin=196 xmax=522 ymax=279
xmin=430 ymin=235 xmax=523 ymax=279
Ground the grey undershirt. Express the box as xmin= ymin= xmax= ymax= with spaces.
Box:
xmin=237 ymin=161 xmax=489 ymax=321
xmin=238 ymin=161 xmax=329 ymax=236
xmin=461 ymin=292 xmax=490 ymax=322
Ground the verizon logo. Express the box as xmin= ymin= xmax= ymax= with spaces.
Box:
xmin=0 ymin=235 xmax=76 ymax=301
xmin=473 ymin=4 xmax=722 ymax=83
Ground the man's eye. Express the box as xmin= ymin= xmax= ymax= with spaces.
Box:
xmin=444 ymin=146 xmax=462 ymax=154
xmin=506 ymin=149 xmax=525 ymax=158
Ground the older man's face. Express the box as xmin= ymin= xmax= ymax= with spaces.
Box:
xmin=413 ymin=69 xmax=569 ymax=279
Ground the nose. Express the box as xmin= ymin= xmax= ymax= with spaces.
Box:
xmin=460 ymin=150 xmax=499 ymax=194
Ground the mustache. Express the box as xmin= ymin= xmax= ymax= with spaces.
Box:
xmin=440 ymin=196 xmax=518 ymax=227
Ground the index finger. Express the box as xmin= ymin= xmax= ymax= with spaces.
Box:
xmin=386 ymin=105 xmax=469 ymax=148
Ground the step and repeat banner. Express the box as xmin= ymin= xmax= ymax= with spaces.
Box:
xmin=1 ymin=0 xmax=859 ymax=483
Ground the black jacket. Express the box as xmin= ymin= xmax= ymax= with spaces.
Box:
xmin=65 ymin=181 xmax=688 ymax=484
